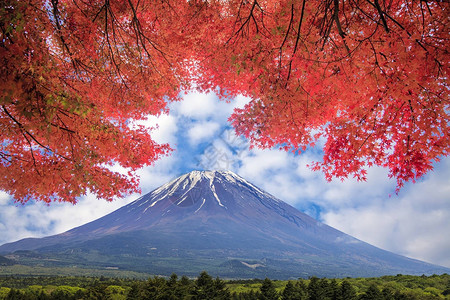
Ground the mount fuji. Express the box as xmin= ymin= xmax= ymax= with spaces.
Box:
xmin=1 ymin=170 xmax=448 ymax=279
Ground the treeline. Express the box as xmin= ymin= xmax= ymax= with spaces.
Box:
xmin=0 ymin=272 xmax=449 ymax=299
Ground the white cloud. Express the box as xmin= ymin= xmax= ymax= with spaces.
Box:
xmin=187 ymin=121 xmax=221 ymax=145
xmin=173 ymin=92 xmax=250 ymax=120
xmin=322 ymin=158 xmax=450 ymax=268
xmin=175 ymin=92 xmax=218 ymax=119
xmin=132 ymin=113 xmax=178 ymax=145
xmin=233 ymin=94 xmax=252 ymax=110
xmin=322 ymin=199 xmax=450 ymax=267
xmin=0 ymin=191 xmax=9 ymax=205
xmin=0 ymin=193 xmax=135 ymax=246
xmin=137 ymin=155 xmax=180 ymax=194
xmin=239 ymin=149 xmax=290 ymax=176
xmin=196 ymin=138 xmax=237 ymax=171
xmin=234 ymin=149 xmax=309 ymax=204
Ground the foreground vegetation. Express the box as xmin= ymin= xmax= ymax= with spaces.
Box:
xmin=0 ymin=273 xmax=448 ymax=299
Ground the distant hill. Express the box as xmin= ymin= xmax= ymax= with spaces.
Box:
xmin=1 ymin=170 xmax=448 ymax=279
xmin=0 ymin=255 xmax=13 ymax=266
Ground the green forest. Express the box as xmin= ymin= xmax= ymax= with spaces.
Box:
xmin=0 ymin=273 xmax=448 ymax=299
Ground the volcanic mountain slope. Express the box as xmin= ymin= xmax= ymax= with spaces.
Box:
xmin=1 ymin=170 xmax=448 ymax=279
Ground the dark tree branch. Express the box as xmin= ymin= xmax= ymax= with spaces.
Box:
xmin=2 ymin=105 xmax=71 ymax=161
xmin=373 ymin=0 xmax=390 ymax=32
xmin=334 ymin=0 xmax=350 ymax=53
xmin=293 ymin=0 xmax=306 ymax=55
xmin=279 ymin=4 xmax=295 ymax=69
xmin=51 ymin=0 xmax=83 ymax=79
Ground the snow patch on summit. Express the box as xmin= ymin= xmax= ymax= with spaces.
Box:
xmin=195 ymin=198 xmax=206 ymax=213
xmin=210 ymin=183 xmax=226 ymax=208
xmin=132 ymin=170 xmax=273 ymax=213
xmin=220 ymin=170 xmax=279 ymax=202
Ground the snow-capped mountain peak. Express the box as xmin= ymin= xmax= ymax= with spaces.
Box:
xmin=1 ymin=170 xmax=448 ymax=278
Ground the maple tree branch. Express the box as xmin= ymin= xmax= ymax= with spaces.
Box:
xmin=0 ymin=152 xmax=10 ymax=162
xmin=279 ymin=4 xmax=295 ymax=69
xmin=293 ymin=0 xmax=306 ymax=55
xmin=285 ymin=61 xmax=293 ymax=86
xmin=355 ymin=131 xmax=374 ymax=158
xmin=318 ymin=0 xmax=331 ymax=36
xmin=50 ymin=0 xmax=83 ymax=79
xmin=333 ymin=0 xmax=350 ymax=54
xmin=0 ymin=150 xmax=35 ymax=165
xmin=22 ymin=131 xmax=42 ymax=176
xmin=419 ymin=1 xmax=426 ymax=29
xmin=127 ymin=0 xmax=169 ymax=61
xmin=186 ymin=1 xmax=207 ymax=25
xmin=92 ymin=1 xmax=108 ymax=22
xmin=50 ymin=121 xmax=76 ymax=134
xmin=288 ymin=101 xmax=303 ymax=133
xmin=408 ymin=98 xmax=416 ymax=128
xmin=320 ymin=0 xmax=335 ymax=50
xmin=367 ymin=38 xmax=385 ymax=76
xmin=102 ymin=1 xmax=129 ymax=88
xmin=366 ymin=0 xmax=404 ymax=34
xmin=227 ymin=0 xmax=262 ymax=43
xmin=2 ymin=106 xmax=71 ymax=161
xmin=0 ymin=152 xmax=14 ymax=164
xmin=365 ymin=0 xmax=443 ymax=74
xmin=126 ymin=0 xmax=172 ymax=82
xmin=283 ymin=0 xmax=308 ymax=85
xmin=372 ymin=0 xmax=390 ymax=32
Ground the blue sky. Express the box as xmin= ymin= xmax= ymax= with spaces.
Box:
xmin=0 ymin=91 xmax=449 ymax=269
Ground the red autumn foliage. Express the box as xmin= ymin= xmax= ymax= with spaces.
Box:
xmin=1 ymin=0 xmax=448 ymax=203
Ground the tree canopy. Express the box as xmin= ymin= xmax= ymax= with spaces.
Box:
xmin=1 ymin=0 xmax=448 ymax=203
